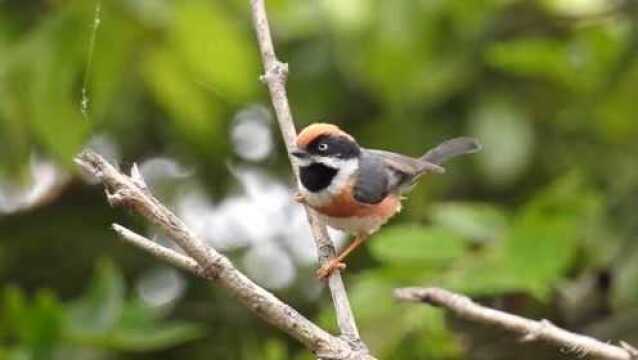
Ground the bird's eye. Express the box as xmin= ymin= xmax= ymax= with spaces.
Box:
xmin=318 ymin=143 xmax=329 ymax=152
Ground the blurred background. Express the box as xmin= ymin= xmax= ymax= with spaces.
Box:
xmin=1 ymin=0 xmax=638 ymax=359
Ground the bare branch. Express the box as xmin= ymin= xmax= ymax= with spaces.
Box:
xmin=248 ymin=0 xmax=366 ymax=352
xmin=395 ymin=287 xmax=638 ymax=360
xmin=76 ymin=150 xmax=362 ymax=359
xmin=112 ymin=223 xmax=202 ymax=276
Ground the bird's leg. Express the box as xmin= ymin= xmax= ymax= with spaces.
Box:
xmin=293 ymin=191 xmax=306 ymax=204
xmin=316 ymin=233 xmax=369 ymax=280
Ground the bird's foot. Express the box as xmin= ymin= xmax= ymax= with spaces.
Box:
xmin=315 ymin=259 xmax=346 ymax=280
xmin=293 ymin=192 xmax=306 ymax=204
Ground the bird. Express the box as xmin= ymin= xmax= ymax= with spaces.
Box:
xmin=290 ymin=123 xmax=481 ymax=280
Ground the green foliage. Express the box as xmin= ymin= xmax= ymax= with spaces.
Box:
xmin=1 ymin=287 xmax=63 ymax=359
xmin=318 ymin=275 xmax=462 ymax=358
xmin=2 ymin=0 xmax=638 ymax=358
xmin=67 ymin=259 xmax=125 ymax=334
xmin=441 ymin=173 xmax=601 ymax=299
xmin=0 ymin=260 xmax=203 ymax=359
xmin=326 ymin=173 xmax=607 ymax=355
xmin=370 ymin=225 xmax=467 ymax=264
xmin=171 ymin=1 xmax=258 ymax=102
xmin=350 ymin=175 xmax=599 ymax=304
xmin=430 ymin=202 xmax=508 ymax=242
xmin=142 ymin=0 xmax=259 ymax=152
xmin=0 ymin=5 xmax=91 ymax=169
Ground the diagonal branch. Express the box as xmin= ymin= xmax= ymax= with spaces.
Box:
xmin=395 ymin=287 xmax=638 ymax=360
xmin=248 ymin=0 xmax=366 ymax=353
xmin=75 ymin=150 xmax=362 ymax=359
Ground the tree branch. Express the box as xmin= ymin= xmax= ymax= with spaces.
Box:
xmin=75 ymin=150 xmax=364 ymax=359
xmin=112 ymin=223 xmax=203 ymax=276
xmin=248 ymin=0 xmax=366 ymax=353
xmin=395 ymin=287 xmax=638 ymax=360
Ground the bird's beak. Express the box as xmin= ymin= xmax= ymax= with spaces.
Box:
xmin=291 ymin=148 xmax=309 ymax=159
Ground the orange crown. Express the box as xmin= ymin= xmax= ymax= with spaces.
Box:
xmin=295 ymin=123 xmax=354 ymax=148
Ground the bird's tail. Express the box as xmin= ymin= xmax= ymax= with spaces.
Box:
xmin=420 ymin=137 xmax=482 ymax=165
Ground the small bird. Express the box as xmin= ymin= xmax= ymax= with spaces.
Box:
xmin=291 ymin=123 xmax=481 ymax=279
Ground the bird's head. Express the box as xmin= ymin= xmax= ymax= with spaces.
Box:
xmin=292 ymin=123 xmax=361 ymax=168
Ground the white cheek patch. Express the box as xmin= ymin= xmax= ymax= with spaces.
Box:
xmin=323 ymin=158 xmax=357 ymax=194
xmin=292 ymin=157 xmax=313 ymax=168
xmin=316 ymin=156 xmax=351 ymax=169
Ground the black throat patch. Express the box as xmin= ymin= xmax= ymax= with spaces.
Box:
xmin=299 ymin=163 xmax=338 ymax=192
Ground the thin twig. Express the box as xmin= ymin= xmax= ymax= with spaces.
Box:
xmin=248 ymin=0 xmax=366 ymax=352
xmin=112 ymin=223 xmax=202 ymax=275
xmin=75 ymin=151 xmax=359 ymax=359
xmin=395 ymin=287 xmax=638 ymax=360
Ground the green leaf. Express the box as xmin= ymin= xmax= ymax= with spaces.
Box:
xmin=484 ymin=38 xmax=572 ymax=82
xmin=334 ymin=1 xmax=475 ymax=107
xmin=594 ymin=61 xmax=638 ymax=143
xmin=499 ymin=175 xmax=595 ymax=295
xmin=142 ymin=47 xmax=225 ymax=152
xmin=66 ymin=259 xmax=125 ymax=335
xmin=262 ymin=339 xmax=288 ymax=360
xmin=443 ymin=255 xmax=527 ymax=296
xmin=23 ymin=291 xmax=63 ymax=356
xmin=369 ymin=225 xmax=467 ymax=264
xmin=1 ymin=347 xmax=31 ymax=360
xmin=2 ymin=286 xmax=27 ymax=336
xmin=104 ymin=322 xmax=204 ymax=352
xmin=501 ymin=215 xmax=580 ymax=299
xmin=62 ymin=259 xmax=205 ymax=352
xmin=319 ymin=274 xmax=460 ymax=357
xmin=430 ymin=202 xmax=508 ymax=242
xmin=443 ymin=174 xmax=600 ymax=299
xmin=85 ymin=4 xmax=142 ymax=124
xmin=4 ymin=7 xmax=91 ymax=165
xmin=1 ymin=288 xmax=63 ymax=358
xmin=64 ymin=264 xmax=204 ymax=352
xmin=390 ymin=307 xmax=462 ymax=359
xmin=612 ymin=249 xmax=638 ymax=308
xmin=170 ymin=0 xmax=258 ymax=102
xmin=116 ymin=298 xmax=158 ymax=329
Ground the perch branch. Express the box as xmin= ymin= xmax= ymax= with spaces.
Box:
xmin=395 ymin=287 xmax=638 ymax=360
xmin=75 ymin=150 xmax=363 ymax=360
xmin=248 ymin=0 xmax=366 ymax=353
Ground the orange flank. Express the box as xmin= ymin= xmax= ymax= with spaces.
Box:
xmin=316 ymin=182 xmax=401 ymax=219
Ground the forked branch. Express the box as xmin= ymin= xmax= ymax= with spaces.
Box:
xmin=75 ymin=151 xmax=364 ymax=359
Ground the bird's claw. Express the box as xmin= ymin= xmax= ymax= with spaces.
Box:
xmin=315 ymin=259 xmax=346 ymax=280
xmin=293 ymin=192 xmax=306 ymax=204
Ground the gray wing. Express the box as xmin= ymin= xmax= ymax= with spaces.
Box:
xmin=354 ymin=150 xmax=435 ymax=203
xmin=364 ymin=149 xmax=445 ymax=196
xmin=366 ymin=149 xmax=434 ymax=175
xmin=353 ymin=152 xmax=390 ymax=204
xmin=357 ymin=138 xmax=481 ymax=202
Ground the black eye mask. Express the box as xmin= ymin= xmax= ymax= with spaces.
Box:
xmin=307 ymin=135 xmax=360 ymax=159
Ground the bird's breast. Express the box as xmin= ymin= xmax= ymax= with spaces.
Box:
xmin=301 ymin=177 xmax=401 ymax=234
xmin=314 ymin=190 xmax=402 ymax=234
xmin=316 ymin=188 xmax=401 ymax=219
